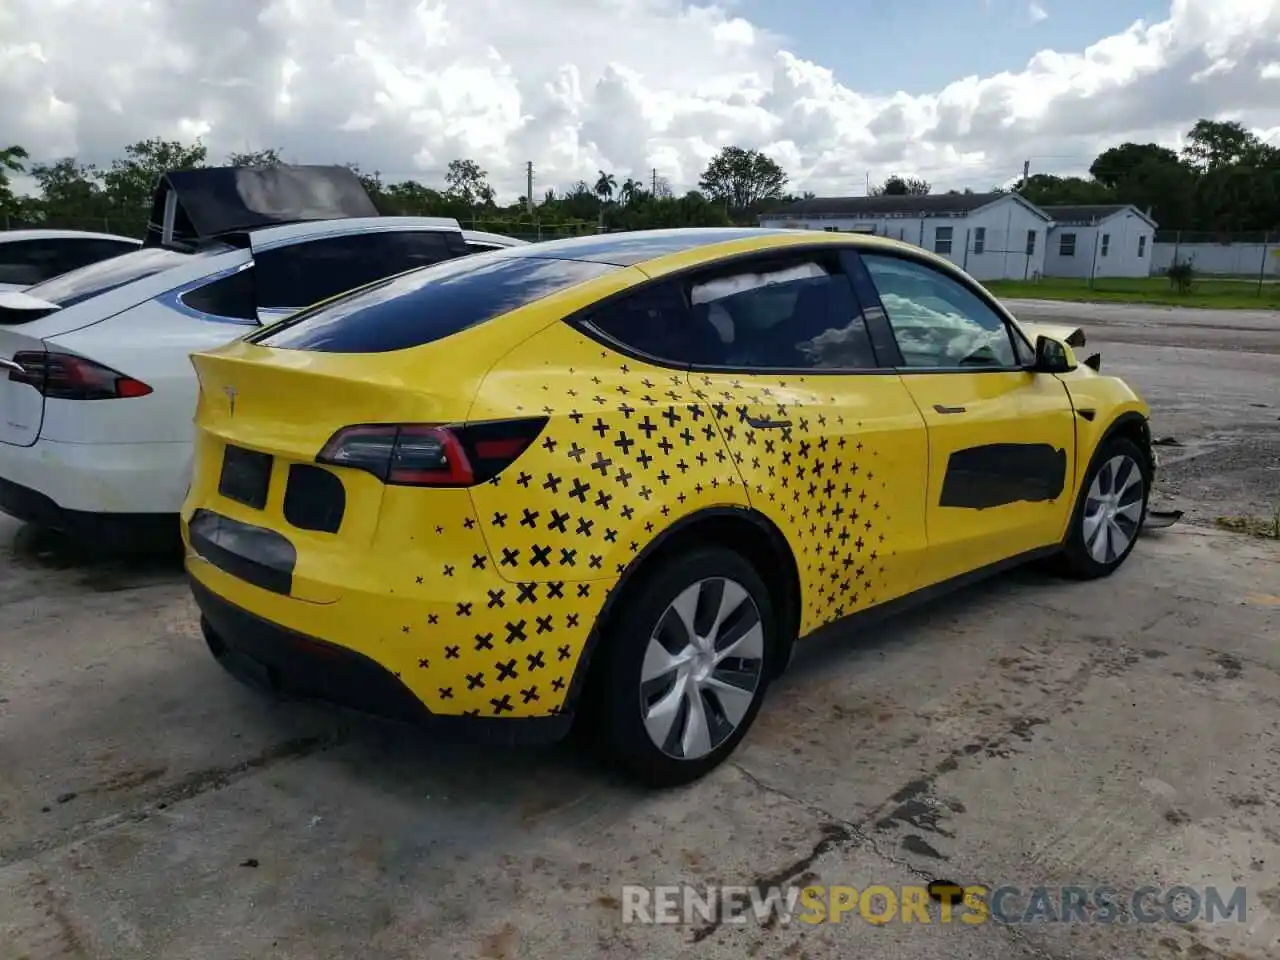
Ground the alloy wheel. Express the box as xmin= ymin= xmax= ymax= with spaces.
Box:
xmin=1082 ymin=454 xmax=1145 ymax=564
xmin=638 ymin=577 xmax=766 ymax=761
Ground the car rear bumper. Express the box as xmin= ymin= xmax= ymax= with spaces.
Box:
xmin=0 ymin=436 xmax=191 ymax=516
xmin=190 ymin=575 xmax=574 ymax=745
xmin=0 ymin=475 xmax=179 ymax=548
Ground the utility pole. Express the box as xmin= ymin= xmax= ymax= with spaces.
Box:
xmin=1020 ymin=159 xmax=1030 ymax=191
xmin=652 ymin=167 xmax=657 ymax=195
xmin=526 ymin=161 xmax=534 ymax=215
xmin=865 ymin=171 xmax=870 ymax=195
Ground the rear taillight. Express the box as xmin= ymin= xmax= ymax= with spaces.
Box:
xmin=317 ymin=417 xmax=548 ymax=487
xmin=7 ymin=351 xmax=153 ymax=400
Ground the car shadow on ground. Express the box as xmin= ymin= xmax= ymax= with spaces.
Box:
xmin=5 ymin=517 xmax=1136 ymax=827
xmin=773 ymin=560 xmax=1064 ymax=689
xmin=7 ymin=521 xmax=186 ymax=592
xmin=184 ymin=561 xmax=1079 ymax=809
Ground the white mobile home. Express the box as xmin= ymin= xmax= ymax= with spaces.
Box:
xmin=757 ymin=192 xmax=1052 ymax=281
xmin=1042 ymin=205 xmax=1157 ymax=279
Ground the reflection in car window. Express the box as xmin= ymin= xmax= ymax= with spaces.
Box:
xmin=22 ymin=247 xmax=197 ymax=307
xmin=585 ymin=283 xmax=699 ymax=363
xmin=861 ymin=253 xmax=1016 ymax=369
xmin=683 ymin=259 xmax=877 ymax=370
xmin=250 ymin=254 xmax=620 ymax=353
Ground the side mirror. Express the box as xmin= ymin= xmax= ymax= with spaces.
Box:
xmin=1033 ymin=335 xmax=1076 ymax=374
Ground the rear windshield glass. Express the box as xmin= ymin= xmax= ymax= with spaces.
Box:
xmin=23 ymin=247 xmax=194 ymax=307
xmin=249 ymin=253 xmax=621 ymax=353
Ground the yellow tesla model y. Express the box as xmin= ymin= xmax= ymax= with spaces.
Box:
xmin=182 ymin=228 xmax=1158 ymax=786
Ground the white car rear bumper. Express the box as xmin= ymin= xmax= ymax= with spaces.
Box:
xmin=0 ymin=437 xmax=191 ymax=521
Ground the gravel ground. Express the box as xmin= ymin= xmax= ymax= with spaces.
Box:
xmin=1005 ymin=299 xmax=1280 ymax=529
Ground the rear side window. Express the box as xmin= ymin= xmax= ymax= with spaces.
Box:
xmin=249 ymin=254 xmax=620 ymax=353
xmin=584 ymin=283 xmax=701 ymax=363
xmin=583 ymin=257 xmax=878 ymax=370
xmin=181 ymin=267 xmax=257 ymax=321
xmin=684 ymin=259 xmax=875 ymax=370
xmin=253 ymin=231 xmax=459 ymax=311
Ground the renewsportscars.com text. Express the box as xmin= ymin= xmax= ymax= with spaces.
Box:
xmin=620 ymin=884 xmax=1248 ymax=926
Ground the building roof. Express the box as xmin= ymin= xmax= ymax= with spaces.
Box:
xmin=762 ymin=192 xmax=1017 ymax=219
xmin=1041 ymin=204 xmax=1157 ymax=228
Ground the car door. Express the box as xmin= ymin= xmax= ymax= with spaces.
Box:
xmin=855 ymin=250 xmax=1076 ymax=586
xmin=588 ymin=246 xmax=932 ymax=634
xmin=250 ymin=229 xmax=459 ymax=323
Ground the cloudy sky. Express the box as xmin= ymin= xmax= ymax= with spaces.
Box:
xmin=1 ymin=0 xmax=1278 ymax=201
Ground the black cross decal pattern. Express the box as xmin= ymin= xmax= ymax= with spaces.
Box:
xmin=395 ymin=325 xmax=901 ymax=719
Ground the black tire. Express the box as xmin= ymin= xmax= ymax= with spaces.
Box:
xmin=1056 ymin=435 xmax=1150 ymax=580
xmin=587 ymin=546 xmax=777 ymax=788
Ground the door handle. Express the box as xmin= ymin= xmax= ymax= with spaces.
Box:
xmin=933 ymin=404 xmax=966 ymax=415
xmin=745 ymin=416 xmax=791 ymax=430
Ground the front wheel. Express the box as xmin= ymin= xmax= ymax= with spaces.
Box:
xmin=590 ymin=547 xmax=776 ymax=788
xmin=1057 ymin=436 xmax=1150 ymax=579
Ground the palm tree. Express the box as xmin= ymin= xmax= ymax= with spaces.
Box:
xmin=619 ymin=178 xmax=640 ymax=207
xmin=594 ymin=171 xmax=617 ymax=205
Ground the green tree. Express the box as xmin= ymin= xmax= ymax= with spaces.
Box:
xmin=382 ymin=179 xmax=448 ymax=216
xmin=227 ymin=148 xmax=283 ymax=167
xmin=618 ymin=177 xmax=641 ymax=207
xmin=101 ymin=137 xmax=208 ymax=213
xmin=1089 ymin=142 xmax=1181 ymax=190
xmin=445 ymin=159 xmax=494 ymax=207
xmin=1015 ymin=173 xmax=1113 ymax=206
xmin=30 ymin=158 xmax=110 ymax=223
xmin=0 ymin=145 xmax=30 ymax=217
xmin=1120 ymin=157 xmax=1196 ymax=229
xmin=1182 ymin=119 xmax=1258 ymax=171
xmin=698 ymin=146 xmax=788 ymax=210
xmin=872 ymin=175 xmax=930 ymax=196
xmin=594 ymin=170 xmax=617 ymax=204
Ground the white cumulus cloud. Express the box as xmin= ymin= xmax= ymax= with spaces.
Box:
xmin=0 ymin=0 xmax=1277 ymax=200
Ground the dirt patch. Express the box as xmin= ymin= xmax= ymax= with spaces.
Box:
xmin=1156 ymin=430 xmax=1280 ymax=528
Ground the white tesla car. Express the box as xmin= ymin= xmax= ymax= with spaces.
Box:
xmin=0 ymin=164 xmax=526 ymax=546
xmin=0 ymin=229 xmax=141 ymax=293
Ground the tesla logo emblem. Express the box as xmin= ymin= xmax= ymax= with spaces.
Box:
xmin=223 ymin=386 xmax=237 ymax=416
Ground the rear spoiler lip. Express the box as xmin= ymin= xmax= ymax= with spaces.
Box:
xmin=0 ymin=291 xmax=62 ymax=313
